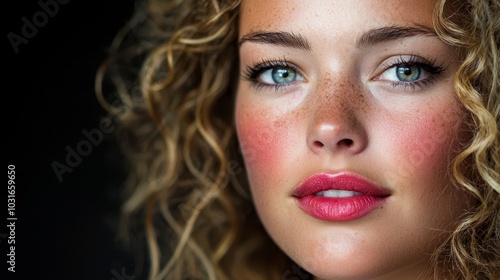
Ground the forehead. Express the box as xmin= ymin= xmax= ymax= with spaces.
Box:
xmin=239 ymin=0 xmax=436 ymax=36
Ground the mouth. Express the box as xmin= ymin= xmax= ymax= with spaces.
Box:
xmin=293 ymin=172 xmax=390 ymax=221
xmin=314 ymin=190 xmax=363 ymax=197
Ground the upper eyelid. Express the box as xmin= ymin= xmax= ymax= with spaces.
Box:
xmin=373 ymin=55 xmax=443 ymax=77
xmin=244 ymin=60 xmax=304 ymax=79
xmin=241 ymin=60 xmax=305 ymax=91
xmin=381 ymin=55 xmax=439 ymax=68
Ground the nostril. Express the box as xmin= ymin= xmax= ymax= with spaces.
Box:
xmin=339 ymin=139 xmax=354 ymax=147
xmin=313 ymin=140 xmax=324 ymax=148
xmin=313 ymin=139 xmax=353 ymax=149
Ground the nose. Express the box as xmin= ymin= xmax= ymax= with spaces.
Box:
xmin=307 ymin=79 xmax=368 ymax=156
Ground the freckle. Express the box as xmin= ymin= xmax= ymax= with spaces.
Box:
xmin=273 ymin=118 xmax=286 ymax=128
xmin=316 ymin=75 xmax=370 ymax=119
xmin=342 ymin=80 xmax=368 ymax=114
xmin=294 ymin=110 xmax=300 ymax=119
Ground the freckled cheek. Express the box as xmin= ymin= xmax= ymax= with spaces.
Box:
xmin=236 ymin=113 xmax=286 ymax=175
xmin=387 ymin=106 xmax=467 ymax=185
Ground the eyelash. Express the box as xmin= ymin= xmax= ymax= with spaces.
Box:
xmin=242 ymin=55 xmax=445 ymax=92
xmin=378 ymin=55 xmax=445 ymax=91
xmin=243 ymin=58 xmax=300 ymax=91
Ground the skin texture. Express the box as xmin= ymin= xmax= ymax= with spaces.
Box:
xmin=235 ymin=0 xmax=472 ymax=279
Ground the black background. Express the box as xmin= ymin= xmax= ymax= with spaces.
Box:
xmin=4 ymin=1 xmax=140 ymax=279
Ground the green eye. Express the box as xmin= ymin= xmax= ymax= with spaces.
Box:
xmin=259 ymin=67 xmax=298 ymax=84
xmin=244 ymin=60 xmax=305 ymax=90
xmin=395 ymin=65 xmax=421 ymax=82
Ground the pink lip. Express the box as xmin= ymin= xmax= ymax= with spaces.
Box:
xmin=293 ymin=172 xmax=390 ymax=221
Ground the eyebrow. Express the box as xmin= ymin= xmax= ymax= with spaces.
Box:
xmin=356 ymin=25 xmax=437 ymax=47
xmin=239 ymin=25 xmax=436 ymax=50
xmin=239 ymin=31 xmax=311 ymax=51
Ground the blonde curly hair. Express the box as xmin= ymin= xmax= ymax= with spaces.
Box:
xmin=96 ymin=0 xmax=499 ymax=279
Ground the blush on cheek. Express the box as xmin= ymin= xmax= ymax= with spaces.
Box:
xmin=390 ymin=104 xmax=466 ymax=183
xmin=237 ymin=116 xmax=282 ymax=173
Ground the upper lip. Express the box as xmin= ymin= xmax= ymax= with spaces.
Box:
xmin=292 ymin=172 xmax=391 ymax=198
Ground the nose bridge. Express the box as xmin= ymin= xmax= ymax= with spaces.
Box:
xmin=307 ymin=73 xmax=367 ymax=155
xmin=312 ymin=74 xmax=358 ymax=124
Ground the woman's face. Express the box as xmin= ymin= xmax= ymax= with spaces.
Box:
xmin=235 ymin=0 xmax=471 ymax=279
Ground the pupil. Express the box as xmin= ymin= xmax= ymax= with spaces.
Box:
xmin=403 ymin=68 xmax=412 ymax=75
xmin=272 ymin=68 xmax=295 ymax=84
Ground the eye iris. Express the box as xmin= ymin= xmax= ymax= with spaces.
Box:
xmin=272 ymin=68 xmax=296 ymax=84
xmin=396 ymin=65 xmax=420 ymax=81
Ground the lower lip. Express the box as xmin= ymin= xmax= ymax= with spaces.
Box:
xmin=296 ymin=195 xmax=387 ymax=221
